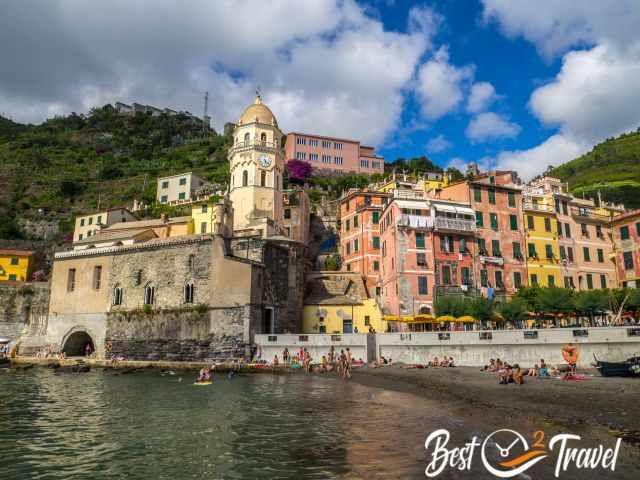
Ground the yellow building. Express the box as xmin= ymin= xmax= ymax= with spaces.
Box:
xmin=523 ymin=189 xmax=561 ymax=287
xmin=302 ymin=272 xmax=386 ymax=334
xmin=0 ymin=249 xmax=35 ymax=282
xmin=190 ymin=197 xmax=229 ymax=232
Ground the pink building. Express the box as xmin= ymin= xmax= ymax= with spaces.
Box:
xmin=285 ymin=132 xmax=384 ymax=175
xmin=612 ymin=209 xmax=640 ymax=288
xmin=377 ymin=194 xmax=476 ymax=321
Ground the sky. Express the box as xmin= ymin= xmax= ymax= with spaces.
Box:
xmin=1 ymin=0 xmax=640 ymax=179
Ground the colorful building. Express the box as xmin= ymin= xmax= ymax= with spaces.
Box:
xmin=284 ymin=132 xmax=384 ymax=175
xmin=74 ymin=208 xmax=137 ymax=243
xmin=527 ymin=177 xmax=619 ymax=290
xmin=430 ymin=199 xmax=476 ymax=296
xmin=440 ymin=171 xmax=527 ymax=296
xmin=191 ymin=197 xmax=233 ymax=236
xmin=339 ymin=189 xmax=390 ymax=291
xmin=522 ymin=185 xmax=562 ymax=287
xmin=302 ymin=272 xmax=385 ymax=334
xmin=379 ymin=194 xmax=435 ymax=319
xmin=0 ymin=249 xmax=35 ymax=282
xmin=156 ymin=172 xmax=209 ymax=205
xmin=612 ymin=209 xmax=640 ymax=288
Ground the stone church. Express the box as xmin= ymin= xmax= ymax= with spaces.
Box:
xmin=22 ymin=96 xmax=308 ymax=361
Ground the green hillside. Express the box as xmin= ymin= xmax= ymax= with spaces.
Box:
xmin=0 ymin=106 xmax=231 ymax=238
xmin=548 ymin=129 xmax=640 ymax=209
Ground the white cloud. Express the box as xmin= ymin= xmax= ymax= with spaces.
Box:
xmin=466 ymin=82 xmax=499 ymax=113
xmin=415 ymin=46 xmax=474 ymax=120
xmin=483 ymin=1 xmax=640 ymax=178
xmin=0 ymin=0 xmax=441 ymax=147
xmin=465 ymin=112 xmax=520 ymax=142
xmin=426 ymin=134 xmax=451 ymax=153
xmin=494 ymin=134 xmax=587 ymax=180
xmin=481 ymin=0 xmax=640 ymax=59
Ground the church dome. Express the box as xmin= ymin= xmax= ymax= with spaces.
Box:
xmin=238 ymin=94 xmax=278 ymax=127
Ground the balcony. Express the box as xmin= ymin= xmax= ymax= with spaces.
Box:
xmin=570 ymin=207 xmax=610 ymax=222
xmin=435 ymin=285 xmax=479 ymax=296
xmin=523 ymin=201 xmax=555 ymax=212
xmin=434 ymin=216 xmax=476 ymax=234
xmin=229 ymin=140 xmax=279 ymax=155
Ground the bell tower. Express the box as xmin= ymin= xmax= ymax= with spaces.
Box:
xmin=229 ymin=94 xmax=285 ymax=237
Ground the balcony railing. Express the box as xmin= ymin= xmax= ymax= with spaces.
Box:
xmin=523 ymin=201 xmax=554 ymax=212
xmin=434 ymin=217 xmax=476 ymax=233
xmin=435 ymin=285 xmax=479 ymax=296
xmin=229 ymin=140 xmax=279 ymax=154
xmin=570 ymin=206 xmax=611 ymax=222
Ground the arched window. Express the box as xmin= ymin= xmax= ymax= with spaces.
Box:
xmin=144 ymin=283 xmax=155 ymax=306
xmin=242 ymin=170 xmax=248 ymax=186
xmin=261 ymin=170 xmax=266 ymax=187
xmin=260 ymin=132 xmax=267 ymax=145
xmin=113 ymin=284 xmax=123 ymax=306
xmin=244 ymin=132 xmax=250 ymax=144
xmin=184 ymin=281 xmax=194 ymax=304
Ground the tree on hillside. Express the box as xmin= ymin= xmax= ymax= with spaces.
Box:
xmin=445 ymin=167 xmax=464 ymax=182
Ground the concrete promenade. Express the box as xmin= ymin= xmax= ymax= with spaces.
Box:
xmin=256 ymin=327 xmax=640 ymax=367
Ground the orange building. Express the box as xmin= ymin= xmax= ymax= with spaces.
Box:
xmin=440 ymin=171 xmax=528 ymax=296
xmin=339 ymin=189 xmax=390 ymax=292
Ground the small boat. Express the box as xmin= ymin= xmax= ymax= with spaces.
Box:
xmin=593 ymin=354 xmax=640 ymax=377
xmin=194 ymin=380 xmax=213 ymax=386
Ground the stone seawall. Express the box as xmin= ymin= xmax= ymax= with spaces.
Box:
xmin=106 ymin=306 xmax=248 ymax=361
xmin=0 ymin=282 xmax=50 ymax=340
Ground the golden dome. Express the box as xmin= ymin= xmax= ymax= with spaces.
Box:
xmin=238 ymin=94 xmax=278 ymax=127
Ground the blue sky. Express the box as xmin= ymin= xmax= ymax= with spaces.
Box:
xmin=2 ymin=0 xmax=639 ymax=179
xmin=371 ymin=0 xmax=561 ymax=168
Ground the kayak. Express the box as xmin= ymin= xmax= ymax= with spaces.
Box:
xmin=194 ymin=381 xmax=213 ymax=386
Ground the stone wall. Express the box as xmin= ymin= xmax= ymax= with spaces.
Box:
xmin=106 ymin=306 xmax=246 ymax=361
xmin=108 ymin=240 xmax=212 ymax=310
xmin=0 ymin=282 xmax=50 ymax=340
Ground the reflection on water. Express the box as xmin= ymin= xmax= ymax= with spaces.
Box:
xmin=0 ymin=369 xmax=638 ymax=479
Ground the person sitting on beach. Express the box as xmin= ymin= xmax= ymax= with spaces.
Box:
xmin=273 ymin=355 xmax=279 ymax=368
xmin=430 ymin=356 xmax=439 ymax=367
xmin=538 ymin=359 xmax=549 ymax=377
xmin=282 ymin=348 xmax=289 ymax=365
xmin=448 ymin=356 xmax=455 ymax=367
xmin=527 ymin=364 xmax=539 ymax=376
xmin=499 ymin=365 xmax=513 ymax=384
xmin=482 ymin=358 xmax=495 ymax=371
xmin=513 ymin=365 xmax=524 ymax=385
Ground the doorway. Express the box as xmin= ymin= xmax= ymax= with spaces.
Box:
xmin=263 ymin=307 xmax=274 ymax=334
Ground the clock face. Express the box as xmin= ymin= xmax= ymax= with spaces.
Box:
xmin=259 ymin=155 xmax=272 ymax=167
